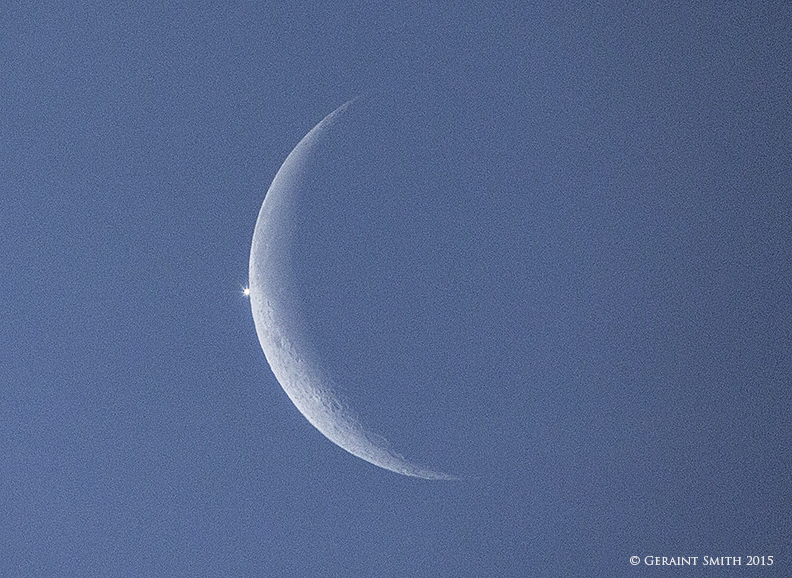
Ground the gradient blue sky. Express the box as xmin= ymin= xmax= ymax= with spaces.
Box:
xmin=2 ymin=2 xmax=790 ymax=576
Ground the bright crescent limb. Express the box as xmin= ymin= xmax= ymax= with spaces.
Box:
xmin=249 ymin=100 xmax=458 ymax=480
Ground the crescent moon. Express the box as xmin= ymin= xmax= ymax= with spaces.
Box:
xmin=249 ymin=98 xmax=458 ymax=480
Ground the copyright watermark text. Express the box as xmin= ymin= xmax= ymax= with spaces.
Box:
xmin=630 ymin=556 xmax=774 ymax=567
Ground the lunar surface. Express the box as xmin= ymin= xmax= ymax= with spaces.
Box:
xmin=249 ymin=94 xmax=469 ymax=479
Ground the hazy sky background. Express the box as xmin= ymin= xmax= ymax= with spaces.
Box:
xmin=2 ymin=2 xmax=790 ymax=576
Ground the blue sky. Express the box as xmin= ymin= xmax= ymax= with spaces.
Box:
xmin=1 ymin=2 xmax=790 ymax=576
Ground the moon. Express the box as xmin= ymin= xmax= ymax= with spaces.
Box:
xmin=249 ymin=95 xmax=461 ymax=480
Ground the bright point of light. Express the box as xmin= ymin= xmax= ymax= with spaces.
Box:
xmin=242 ymin=287 xmax=251 ymax=297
